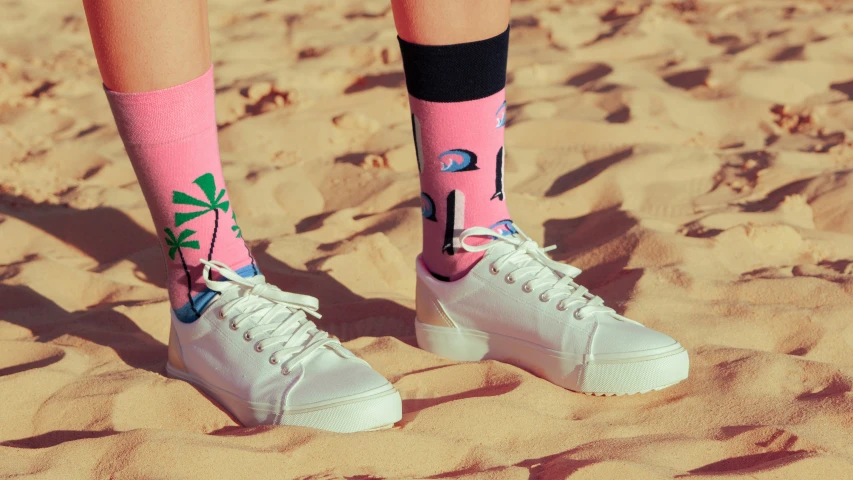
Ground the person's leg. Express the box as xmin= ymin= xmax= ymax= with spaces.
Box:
xmin=82 ymin=1 xmax=402 ymax=431
xmin=83 ymin=0 xmax=210 ymax=92
xmin=390 ymin=0 xmax=509 ymax=46
xmin=394 ymin=1 xmax=690 ymax=395
xmin=392 ymin=0 xmax=512 ymax=282
xmin=84 ymin=0 xmax=255 ymax=321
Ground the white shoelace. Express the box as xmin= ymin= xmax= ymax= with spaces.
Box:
xmin=460 ymin=226 xmax=641 ymax=324
xmin=200 ymin=260 xmax=349 ymax=374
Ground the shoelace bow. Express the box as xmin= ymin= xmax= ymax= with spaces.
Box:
xmin=460 ymin=226 xmax=641 ymax=324
xmin=200 ymin=260 xmax=349 ymax=374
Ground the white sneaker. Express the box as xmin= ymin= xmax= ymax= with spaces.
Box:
xmin=415 ymin=225 xmax=689 ymax=396
xmin=166 ymin=260 xmax=402 ymax=432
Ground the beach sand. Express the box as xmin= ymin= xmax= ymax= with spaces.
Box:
xmin=2 ymin=0 xmax=853 ymax=478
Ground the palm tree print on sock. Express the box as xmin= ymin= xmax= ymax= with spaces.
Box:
xmin=173 ymin=173 xmax=230 ymax=261
xmin=231 ymin=210 xmax=243 ymax=239
xmin=164 ymin=227 xmax=201 ymax=318
xmin=231 ymin=210 xmax=258 ymax=275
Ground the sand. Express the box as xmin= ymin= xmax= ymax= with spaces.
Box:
xmin=2 ymin=0 xmax=853 ymax=478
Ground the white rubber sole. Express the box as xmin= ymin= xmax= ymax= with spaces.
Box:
xmin=415 ymin=319 xmax=689 ymax=395
xmin=166 ymin=362 xmax=402 ymax=433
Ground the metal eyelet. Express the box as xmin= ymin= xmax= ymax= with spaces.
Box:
xmin=282 ymin=368 xmax=290 ymax=376
xmin=505 ymin=274 xmax=515 ymax=284
xmin=539 ymin=293 xmax=550 ymax=302
xmin=269 ymin=356 xmax=278 ymax=365
xmin=229 ymin=322 xmax=238 ymax=331
xmin=556 ymin=302 xmax=568 ymax=311
xmin=574 ymin=310 xmax=585 ymax=321
xmin=254 ymin=343 xmax=263 ymax=352
xmin=489 ymin=264 xmax=499 ymax=275
xmin=522 ymin=283 xmax=533 ymax=293
xmin=243 ymin=332 xmax=252 ymax=341
xmin=217 ymin=309 xmax=226 ymax=319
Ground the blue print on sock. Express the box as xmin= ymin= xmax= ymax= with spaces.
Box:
xmin=421 ymin=192 xmax=437 ymax=221
xmin=496 ymin=101 xmax=507 ymax=128
xmin=490 ymin=219 xmax=517 ymax=236
xmin=439 ymin=149 xmax=478 ymax=172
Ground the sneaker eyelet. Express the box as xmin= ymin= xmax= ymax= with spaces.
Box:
xmin=282 ymin=368 xmax=290 ymax=376
xmin=229 ymin=322 xmax=238 ymax=331
xmin=489 ymin=264 xmax=499 ymax=275
xmin=254 ymin=343 xmax=263 ymax=352
xmin=505 ymin=274 xmax=515 ymax=284
xmin=217 ymin=309 xmax=226 ymax=319
xmin=556 ymin=302 xmax=568 ymax=311
xmin=522 ymin=283 xmax=533 ymax=293
xmin=539 ymin=293 xmax=550 ymax=302
xmin=269 ymin=356 xmax=278 ymax=365
xmin=243 ymin=332 xmax=252 ymax=341
xmin=574 ymin=310 xmax=585 ymax=321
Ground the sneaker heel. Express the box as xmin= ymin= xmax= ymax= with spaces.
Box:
xmin=414 ymin=318 xmax=489 ymax=362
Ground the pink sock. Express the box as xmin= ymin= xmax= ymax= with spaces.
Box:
xmin=399 ymin=27 xmax=513 ymax=281
xmin=410 ymin=91 xmax=512 ymax=280
xmin=105 ymin=66 xmax=257 ymax=322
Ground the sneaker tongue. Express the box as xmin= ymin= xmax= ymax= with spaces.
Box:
xmin=487 ymin=237 xmax=517 ymax=257
xmin=492 ymin=235 xmax=563 ymax=282
xmin=213 ymin=282 xmax=243 ymax=306
xmin=226 ymin=283 xmax=316 ymax=348
xmin=492 ymin=235 xmax=540 ymax=265
xmin=490 ymin=234 xmax=602 ymax=307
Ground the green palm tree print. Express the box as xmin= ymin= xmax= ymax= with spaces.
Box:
xmin=173 ymin=173 xmax=230 ymax=261
xmin=164 ymin=227 xmax=201 ymax=318
xmin=231 ymin=209 xmax=258 ymax=274
xmin=231 ymin=210 xmax=242 ymax=238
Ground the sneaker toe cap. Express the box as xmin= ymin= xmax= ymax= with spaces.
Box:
xmin=591 ymin=319 xmax=680 ymax=355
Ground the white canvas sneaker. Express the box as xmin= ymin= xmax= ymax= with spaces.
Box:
xmin=415 ymin=225 xmax=689 ymax=396
xmin=166 ymin=260 xmax=402 ymax=432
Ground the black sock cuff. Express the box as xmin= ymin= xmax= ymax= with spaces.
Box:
xmin=397 ymin=26 xmax=509 ymax=103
